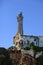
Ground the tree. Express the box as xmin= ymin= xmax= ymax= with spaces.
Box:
xmin=30 ymin=42 xmax=34 ymax=48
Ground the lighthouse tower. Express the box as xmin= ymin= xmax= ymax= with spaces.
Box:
xmin=17 ymin=12 xmax=23 ymax=35
xmin=13 ymin=12 xmax=23 ymax=50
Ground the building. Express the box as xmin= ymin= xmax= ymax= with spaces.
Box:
xmin=13 ymin=12 xmax=43 ymax=50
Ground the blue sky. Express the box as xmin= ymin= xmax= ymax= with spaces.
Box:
xmin=0 ymin=0 xmax=43 ymax=48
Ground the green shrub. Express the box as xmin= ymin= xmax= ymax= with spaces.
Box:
xmin=30 ymin=42 xmax=34 ymax=48
xmin=33 ymin=46 xmax=43 ymax=52
xmin=23 ymin=47 xmax=30 ymax=50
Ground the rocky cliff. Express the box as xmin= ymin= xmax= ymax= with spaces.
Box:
xmin=9 ymin=49 xmax=36 ymax=65
xmin=0 ymin=47 xmax=43 ymax=65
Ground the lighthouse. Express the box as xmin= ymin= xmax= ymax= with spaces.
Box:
xmin=17 ymin=12 xmax=23 ymax=35
xmin=13 ymin=12 xmax=24 ymax=50
xmin=13 ymin=12 xmax=40 ymax=50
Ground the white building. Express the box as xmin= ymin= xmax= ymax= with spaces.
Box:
xmin=13 ymin=12 xmax=43 ymax=50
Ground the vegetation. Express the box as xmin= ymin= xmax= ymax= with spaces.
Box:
xmin=22 ymin=46 xmax=30 ymax=50
xmin=0 ymin=47 xmax=12 ymax=65
xmin=0 ymin=42 xmax=43 ymax=65
xmin=33 ymin=46 xmax=43 ymax=52
xmin=8 ymin=46 xmax=17 ymax=51
xmin=30 ymin=42 xmax=34 ymax=48
xmin=36 ymin=55 xmax=43 ymax=65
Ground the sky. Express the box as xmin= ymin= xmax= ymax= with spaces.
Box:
xmin=0 ymin=0 xmax=43 ymax=48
